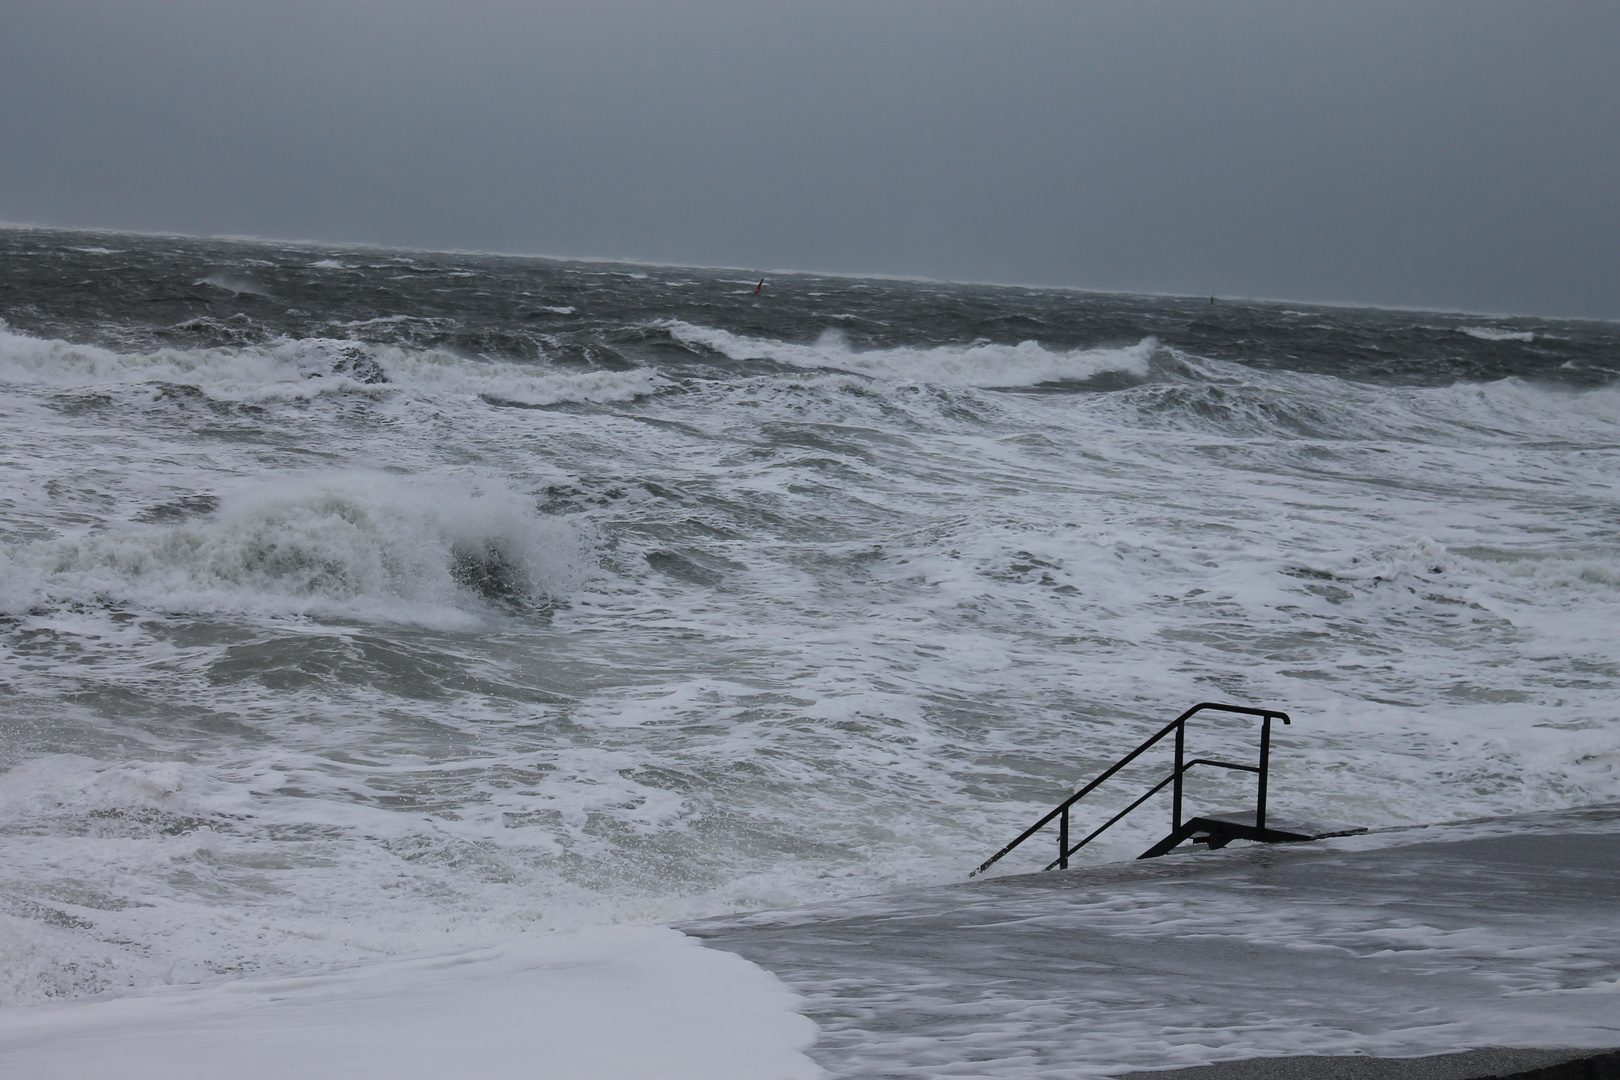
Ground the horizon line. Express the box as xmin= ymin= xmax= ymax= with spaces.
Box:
xmin=1 ymin=218 xmax=1611 ymax=327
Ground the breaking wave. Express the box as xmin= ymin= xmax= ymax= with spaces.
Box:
xmin=0 ymin=326 xmax=664 ymax=406
xmin=1 ymin=474 xmax=590 ymax=622
xmin=1461 ymin=326 xmax=1536 ymax=343
xmin=664 ymin=321 xmax=1157 ymax=387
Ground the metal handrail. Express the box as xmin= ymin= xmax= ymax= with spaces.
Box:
xmin=971 ymin=702 xmax=1289 ymax=877
xmin=1041 ymin=756 xmax=1258 ymax=871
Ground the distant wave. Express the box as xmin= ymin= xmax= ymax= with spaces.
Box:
xmin=1460 ymin=326 xmax=1535 ymax=343
xmin=0 ymin=326 xmax=665 ymax=406
xmin=1119 ymin=354 xmax=1620 ymax=444
xmin=196 ymin=273 xmax=275 ymax=297
xmin=663 ymin=321 xmax=1158 ymax=388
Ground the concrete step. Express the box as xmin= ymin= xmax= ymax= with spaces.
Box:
xmin=1193 ymin=809 xmax=1370 ymax=842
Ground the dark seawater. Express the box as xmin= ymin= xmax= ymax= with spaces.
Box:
xmin=5 ymin=228 xmax=1615 ymax=388
xmin=1 ymin=226 xmax=1617 ymax=1013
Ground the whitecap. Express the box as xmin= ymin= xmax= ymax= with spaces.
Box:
xmin=0 ymin=325 xmax=666 ymax=407
xmin=1461 ymin=326 xmax=1535 ymax=342
xmin=664 ymin=320 xmax=1157 ymax=388
xmin=2 ymin=472 xmax=590 ymax=623
xmin=195 ymin=274 xmax=273 ymax=297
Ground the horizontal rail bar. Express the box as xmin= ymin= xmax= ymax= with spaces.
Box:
xmin=1182 ymin=703 xmax=1291 ymax=726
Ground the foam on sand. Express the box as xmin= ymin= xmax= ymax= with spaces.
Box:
xmin=0 ymin=926 xmax=823 ymax=1080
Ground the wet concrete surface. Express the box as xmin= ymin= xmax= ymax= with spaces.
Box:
xmin=683 ymin=805 xmax=1620 ymax=1079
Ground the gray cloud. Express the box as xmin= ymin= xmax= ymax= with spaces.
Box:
xmin=2 ymin=1 xmax=1616 ymax=317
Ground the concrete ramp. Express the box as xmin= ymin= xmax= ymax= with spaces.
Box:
xmin=682 ymin=805 xmax=1620 ymax=1079
xmin=1121 ymin=1047 xmax=1620 ymax=1080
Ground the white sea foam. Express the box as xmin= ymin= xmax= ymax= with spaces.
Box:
xmin=376 ymin=345 xmax=664 ymax=406
xmin=0 ymin=927 xmax=821 ymax=1080
xmin=664 ymin=320 xmax=1157 ymax=387
xmin=0 ymin=326 xmax=664 ymax=406
xmin=1 ymin=472 xmax=588 ymax=622
xmin=1448 ymin=376 xmax=1620 ymax=433
xmin=1461 ymin=325 xmax=1536 ymax=342
xmin=1 ymin=287 xmax=1617 ymax=1054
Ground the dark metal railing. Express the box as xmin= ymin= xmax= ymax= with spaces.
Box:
xmin=971 ymin=702 xmax=1290 ymax=877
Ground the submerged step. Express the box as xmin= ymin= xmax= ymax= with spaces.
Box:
xmin=1140 ymin=809 xmax=1368 ymax=858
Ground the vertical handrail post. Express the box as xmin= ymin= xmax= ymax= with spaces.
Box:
xmin=1256 ymin=715 xmax=1272 ymax=831
xmin=1172 ymin=718 xmax=1185 ymax=830
xmin=1058 ymin=806 xmax=1070 ymax=869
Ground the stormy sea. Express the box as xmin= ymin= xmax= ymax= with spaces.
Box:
xmin=1 ymin=227 xmax=1617 ymax=1077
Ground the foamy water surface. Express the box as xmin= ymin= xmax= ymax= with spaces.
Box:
xmin=1 ymin=229 xmax=1617 ymax=1072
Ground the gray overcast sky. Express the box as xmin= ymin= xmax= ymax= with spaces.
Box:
xmin=2 ymin=1 xmax=1616 ymax=318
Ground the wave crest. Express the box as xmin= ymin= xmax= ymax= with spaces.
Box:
xmin=2 ymin=474 xmax=589 ymax=622
xmin=663 ymin=321 xmax=1157 ymax=388
xmin=0 ymin=326 xmax=664 ymax=406
xmin=1461 ymin=326 xmax=1535 ymax=343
